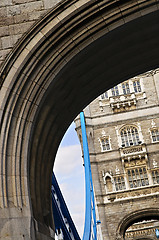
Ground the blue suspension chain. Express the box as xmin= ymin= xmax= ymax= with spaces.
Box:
xmin=80 ymin=111 xmax=97 ymax=240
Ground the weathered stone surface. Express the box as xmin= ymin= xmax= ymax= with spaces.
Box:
xmin=75 ymin=70 xmax=159 ymax=239
xmin=0 ymin=0 xmax=12 ymax=7
xmin=0 ymin=0 xmax=60 ymax=67
xmin=0 ymin=0 xmax=159 ymax=239
xmin=43 ymin=0 xmax=61 ymax=9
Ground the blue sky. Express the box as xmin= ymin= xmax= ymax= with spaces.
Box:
xmin=54 ymin=122 xmax=85 ymax=237
xmin=60 ymin=122 xmax=81 ymax=147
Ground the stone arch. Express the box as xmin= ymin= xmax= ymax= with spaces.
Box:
xmin=119 ymin=124 xmax=141 ymax=147
xmin=88 ymin=131 xmax=94 ymax=153
xmin=106 ymin=176 xmax=113 ymax=192
xmin=0 ymin=0 xmax=159 ymax=239
xmin=104 ymin=173 xmax=114 ymax=193
xmin=119 ymin=123 xmax=139 ymax=131
xmin=116 ymin=208 xmax=159 ymax=239
xmin=103 ymin=171 xmax=116 ymax=194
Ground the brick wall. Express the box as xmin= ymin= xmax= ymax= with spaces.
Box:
xmin=0 ymin=0 xmax=61 ymax=66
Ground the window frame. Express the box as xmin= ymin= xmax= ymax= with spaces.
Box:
xmin=100 ymin=91 xmax=108 ymax=100
xmin=99 ymin=136 xmax=111 ymax=152
xmin=132 ymin=79 xmax=142 ymax=93
xmin=114 ymin=175 xmax=126 ymax=191
xmin=127 ymin=166 xmax=149 ymax=189
xmin=120 ymin=125 xmax=141 ymax=148
xmin=121 ymin=82 xmax=130 ymax=95
xmin=150 ymin=128 xmax=159 ymax=143
xmin=152 ymin=169 xmax=159 ymax=185
xmin=111 ymin=86 xmax=119 ymax=96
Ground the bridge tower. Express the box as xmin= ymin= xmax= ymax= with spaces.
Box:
xmin=75 ymin=70 xmax=159 ymax=240
xmin=1 ymin=0 xmax=159 ymax=238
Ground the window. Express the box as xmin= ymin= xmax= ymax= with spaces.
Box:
xmin=114 ymin=176 xmax=126 ymax=191
xmin=101 ymin=91 xmax=108 ymax=99
xmin=111 ymin=86 xmax=119 ymax=96
xmin=133 ymin=80 xmax=141 ymax=93
xmin=127 ymin=167 xmax=149 ymax=188
xmin=122 ymin=82 xmax=130 ymax=95
xmin=101 ymin=138 xmax=110 ymax=151
xmin=120 ymin=126 xmax=140 ymax=147
xmin=151 ymin=129 xmax=159 ymax=142
xmin=152 ymin=169 xmax=159 ymax=184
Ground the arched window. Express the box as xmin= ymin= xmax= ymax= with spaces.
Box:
xmin=122 ymin=82 xmax=130 ymax=95
xmin=152 ymin=169 xmax=159 ymax=184
xmin=128 ymin=167 xmax=149 ymax=188
xmin=114 ymin=176 xmax=126 ymax=191
xmin=88 ymin=132 xmax=94 ymax=153
xmin=111 ymin=86 xmax=119 ymax=96
xmin=100 ymin=137 xmax=111 ymax=151
xmin=120 ymin=126 xmax=141 ymax=147
xmin=101 ymin=91 xmax=108 ymax=99
xmin=151 ymin=129 xmax=159 ymax=142
xmin=133 ymin=79 xmax=141 ymax=93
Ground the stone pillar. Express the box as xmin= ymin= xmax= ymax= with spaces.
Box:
xmin=153 ymin=71 xmax=159 ymax=102
xmin=118 ymin=84 xmax=123 ymax=95
xmin=0 ymin=202 xmax=35 ymax=240
xmin=129 ymin=80 xmax=134 ymax=93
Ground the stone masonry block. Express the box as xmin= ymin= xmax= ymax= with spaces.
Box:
xmin=7 ymin=5 xmax=21 ymax=16
xmin=12 ymin=34 xmax=22 ymax=45
xmin=0 ymin=0 xmax=12 ymax=7
xmin=9 ymin=22 xmax=34 ymax=35
xmin=43 ymin=0 xmax=61 ymax=9
xmin=20 ymin=1 xmax=44 ymax=14
xmin=13 ymin=0 xmax=40 ymax=3
xmin=0 ymin=26 xmax=9 ymax=37
xmin=0 ymin=49 xmax=11 ymax=61
xmin=0 ymin=16 xmax=14 ymax=27
xmin=13 ymin=12 xmax=29 ymax=24
xmin=28 ymin=10 xmax=46 ymax=21
xmin=1 ymin=36 xmax=14 ymax=49
xmin=0 ymin=7 xmax=7 ymax=17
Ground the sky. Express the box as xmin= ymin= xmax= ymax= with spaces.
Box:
xmin=54 ymin=122 xmax=85 ymax=237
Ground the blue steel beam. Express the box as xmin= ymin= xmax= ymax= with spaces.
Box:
xmin=51 ymin=111 xmax=97 ymax=240
xmin=51 ymin=172 xmax=81 ymax=240
xmin=80 ymin=111 xmax=97 ymax=240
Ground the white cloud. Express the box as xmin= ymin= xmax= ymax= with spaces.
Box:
xmin=58 ymin=181 xmax=85 ymax=237
xmin=54 ymin=144 xmax=85 ymax=237
xmin=54 ymin=144 xmax=83 ymax=177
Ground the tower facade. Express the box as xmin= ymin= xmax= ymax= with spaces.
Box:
xmin=75 ymin=69 xmax=159 ymax=240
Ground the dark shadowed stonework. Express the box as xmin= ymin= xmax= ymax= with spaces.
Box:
xmin=0 ymin=0 xmax=159 ymax=239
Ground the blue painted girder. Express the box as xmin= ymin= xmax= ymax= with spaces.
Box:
xmin=80 ymin=112 xmax=97 ymax=240
xmin=51 ymin=172 xmax=81 ymax=240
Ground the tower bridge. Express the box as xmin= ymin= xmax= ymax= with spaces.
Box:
xmin=0 ymin=0 xmax=159 ymax=239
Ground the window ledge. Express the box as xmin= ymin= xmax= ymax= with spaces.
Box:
xmin=105 ymin=184 xmax=159 ymax=202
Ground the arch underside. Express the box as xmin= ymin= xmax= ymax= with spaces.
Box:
xmin=0 ymin=0 xmax=159 ymax=238
xmin=117 ymin=208 xmax=159 ymax=238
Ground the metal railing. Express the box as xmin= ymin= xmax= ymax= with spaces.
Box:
xmin=51 ymin=111 xmax=98 ymax=240
xmin=51 ymin=173 xmax=81 ymax=240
